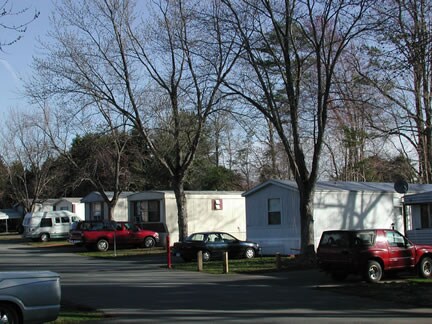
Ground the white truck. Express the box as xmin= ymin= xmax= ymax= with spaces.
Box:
xmin=22 ymin=210 xmax=82 ymax=242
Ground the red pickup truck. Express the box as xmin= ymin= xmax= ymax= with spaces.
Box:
xmin=317 ymin=229 xmax=432 ymax=283
xmin=69 ymin=221 xmax=159 ymax=252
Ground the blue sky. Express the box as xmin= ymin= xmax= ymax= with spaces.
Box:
xmin=0 ymin=0 xmax=53 ymax=114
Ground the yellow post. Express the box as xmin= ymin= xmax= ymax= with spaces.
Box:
xmin=223 ymin=252 xmax=229 ymax=273
xmin=197 ymin=251 xmax=203 ymax=272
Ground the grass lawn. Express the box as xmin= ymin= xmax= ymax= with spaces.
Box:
xmin=170 ymin=255 xmax=314 ymax=274
xmin=49 ymin=304 xmax=109 ymax=323
xmin=77 ymin=246 xmax=166 ymax=258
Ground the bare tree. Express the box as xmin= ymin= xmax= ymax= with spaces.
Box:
xmin=359 ymin=0 xmax=432 ymax=183
xmin=0 ymin=110 xmax=57 ymax=213
xmin=26 ymin=0 xmax=240 ymax=240
xmin=26 ymin=98 xmax=135 ymax=221
xmin=223 ymin=0 xmax=376 ymax=255
xmin=323 ymin=47 xmax=386 ymax=181
xmin=0 ymin=0 xmax=39 ymax=51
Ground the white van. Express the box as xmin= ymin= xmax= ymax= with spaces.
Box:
xmin=22 ymin=210 xmax=82 ymax=242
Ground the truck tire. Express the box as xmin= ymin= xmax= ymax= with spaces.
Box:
xmin=419 ymin=257 xmax=432 ymax=279
xmin=143 ymin=237 xmax=156 ymax=248
xmin=96 ymin=239 xmax=109 ymax=252
xmin=0 ymin=302 xmax=20 ymax=324
xmin=365 ymin=260 xmax=382 ymax=283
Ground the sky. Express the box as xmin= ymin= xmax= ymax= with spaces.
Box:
xmin=0 ymin=0 xmax=54 ymax=115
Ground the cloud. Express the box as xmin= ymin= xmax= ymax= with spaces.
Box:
xmin=0 ymin=59 xmax=19 ymax=83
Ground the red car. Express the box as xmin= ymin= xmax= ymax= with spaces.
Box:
xmin=69 ymin=221 xmax=159 ymax=252
xmin=317 ymin=229 xmax=432 ymax=283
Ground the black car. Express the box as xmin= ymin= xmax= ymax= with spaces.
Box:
xmin=172 ymin=232 xmax=261 ymax=262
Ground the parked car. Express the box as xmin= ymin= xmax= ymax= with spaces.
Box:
xmin=0 ymin=271 xmax=61 ymax=324
xmin=22 ymin=211 xmax=82 ymax=242
xmin=316 ymin=229 xmax=432 ymax=283
xmin=135 ymin=222 xmax=169 ymax=247
xmin=69 ymin=220 xmax=159 ymax=252
xmin=172 ymin=232 xmax=261 ymax=262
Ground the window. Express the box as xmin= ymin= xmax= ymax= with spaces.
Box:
xmin=92 ymin=202 xmax=103 ymax=221
xmin=148 ymin=201 xmax=160 ymax=222
xmin=134 ymin=200 xmax=160 ymax=222
xmin=320 ymin=232 xmax=350 ymax=248
xmin=268 ymin=198 xmax=281 ymax=225
xmin=354 ymin=231 xmax=375 ymax=246
xmin=386 ymin=231 xmax=406 ymax=248
xmin=421 ymin=205 xmax=430 ymax=228
xmin=55 ymin=217 xmax=61 ymax=224
xmin=61 ymin=216 xmax=70 ymax=223
xmin=40 ymin=218 xmax=53 ymax=227
xmin=220 ymin=233 xmax=236 ymax=242
xmin=189 ymin=233 xmax=205 ymax=241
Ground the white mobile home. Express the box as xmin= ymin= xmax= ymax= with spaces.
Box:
xmin=53 ymin=198 xmax=85 ymax=219
xmin=128 ymin=191 xmax=246 ymax=243
xmin=403 ymin=191 xmax=432 ymax=245
xmin=243 ymin=180 xmax=432 ymax=255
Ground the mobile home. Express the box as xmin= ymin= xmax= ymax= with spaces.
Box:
xmin=243 ymin=180 xmax=432 ymax=255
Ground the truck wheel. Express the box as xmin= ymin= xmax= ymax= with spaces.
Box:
xmin=40 ymin=233 xmax=50 ymax=242
xmin=419 ymin=257 xmax=432 ymax=279
xmin=97 ymin=239 xmax=109 ymax=252
xmin=0 ymin=302 xmax=20 ymax=324
xmin=143 ymin=237 xmax=156 ymax=248
xmin=365 ymin=260 xmax=382 ymax=283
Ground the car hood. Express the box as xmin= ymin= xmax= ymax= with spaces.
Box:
xmin=414 ymin=244 xmax=432 ymax=251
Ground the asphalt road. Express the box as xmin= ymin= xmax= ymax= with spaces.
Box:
xmin=1 ymin=237 xmax=432 ymax=323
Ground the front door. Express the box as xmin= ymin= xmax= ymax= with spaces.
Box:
xmin=206 ymin=233 xmax=228 ymax=258
xmin=385 ymin=230 xmax=415 ymax=269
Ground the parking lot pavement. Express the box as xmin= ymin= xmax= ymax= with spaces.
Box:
xmin=60 ymin=267 xmax=432 ymax=323
xmin=3 ymin=235 xmax=432 ymax=323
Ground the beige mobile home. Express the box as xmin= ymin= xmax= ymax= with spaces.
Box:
xmin=128 ymin=191 xmax=246 ymax=243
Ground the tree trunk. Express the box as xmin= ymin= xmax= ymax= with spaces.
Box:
xmin=299 ymin=185 xmax=315 ymax=259
xmin=172 ymin=178 xmax=188 ymax=241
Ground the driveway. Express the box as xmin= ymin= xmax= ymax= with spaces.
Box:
xmin=2 ymin=235 xmax=432 ymax=323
